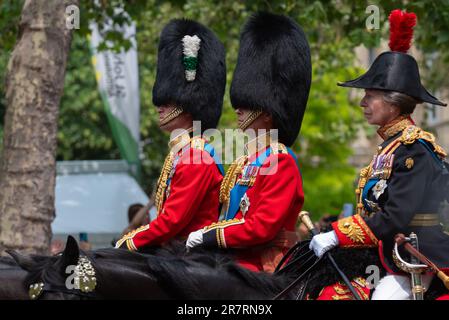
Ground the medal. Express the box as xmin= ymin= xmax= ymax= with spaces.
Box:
xmin=372 ymin=179 xmax=388 ymax=200
xmin=371 ymin=154 xmax=394 ymax=179
xmin=239 ymin=165 xmax=259 ymax=186
xmin=365 ymin=199 xmax=381 ymax=213
xmin=239 ymin=193 xmax=250 ymax=216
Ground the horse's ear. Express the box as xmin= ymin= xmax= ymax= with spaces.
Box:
xmin=60 ymin=235 xmax=79 ymax=268
xmin=6 ymin=250 xmax=35 ymax=271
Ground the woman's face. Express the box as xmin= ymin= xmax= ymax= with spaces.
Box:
xmin=359 ymin=89 xmax=400 ymax=126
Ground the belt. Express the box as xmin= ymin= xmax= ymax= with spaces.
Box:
xmin=409 ymin=214 xmax=440 ymax=227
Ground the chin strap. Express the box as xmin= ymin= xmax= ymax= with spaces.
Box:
xmin=239 ymin=110 xmax=263 ymax=131
xmin=160 ymin=106 xmax=184 ymax=126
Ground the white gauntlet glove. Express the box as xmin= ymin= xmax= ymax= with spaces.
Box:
xmin=309 ymin=230 xmax=339 ymax=258
xmin=186 ymin=229 xmax=204 ymax=250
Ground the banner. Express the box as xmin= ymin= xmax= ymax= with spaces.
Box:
xmin=89 ymin=16 xmax=140 ymax=178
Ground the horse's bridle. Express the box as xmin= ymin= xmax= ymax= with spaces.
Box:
xmin=29 ymin=256 xmax=97 ymax=300
xmin=29 ymin=282 xmax=97 ymax=300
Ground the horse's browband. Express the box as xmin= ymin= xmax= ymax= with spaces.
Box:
xmin=29 ymin=255 xmax=97 ymax=300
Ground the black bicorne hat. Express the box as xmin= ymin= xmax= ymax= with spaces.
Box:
xmin=338 ymin=9 xmax=446 ymax=107
xmin=152 ymin=19 xmax=227 ymax=130
xmin=230 ymin=12 xmax=312 ymax=146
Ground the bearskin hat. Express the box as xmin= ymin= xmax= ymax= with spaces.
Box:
xmin=152 ymin=19 xmax=227 ymax=130
xmin=230 ymin=12 xmax=312 ymax=146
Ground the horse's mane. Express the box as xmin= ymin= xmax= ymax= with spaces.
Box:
xmin=0 ymin=256 xmax=18 ymax=267
xmin=21 ymin=241 xmax=293 ymax=299
xmin=16 ymin=240 xmax=449 ymax=300
xmin=140 ymin=241 xmax=290 ymax=299
xmin=24 ymin=254 xmax=65 ymax=288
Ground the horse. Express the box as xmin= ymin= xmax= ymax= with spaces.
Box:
xmin=0 ymin=256 xmax=29 ymax=299
xmin=4 ymin=235 xmax=448 ymax=300
xmin=4 ymin=236 xmax=295 ymax=300
xmin=273 ymin=239 xmax=449 ymax=300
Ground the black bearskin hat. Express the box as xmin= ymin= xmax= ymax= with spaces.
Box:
xmin=152 ymin=19 xmax=227 ymax=130
xmin=230 ymin=12 xmax=312 ymax=146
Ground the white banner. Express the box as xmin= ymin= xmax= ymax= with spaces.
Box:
xmin=89 ymin=15 xmax=140 ymax=167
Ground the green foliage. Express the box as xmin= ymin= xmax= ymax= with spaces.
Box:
xmin=1 ymin=0 xmax=449 ymax=216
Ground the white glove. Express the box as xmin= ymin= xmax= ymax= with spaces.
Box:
xmin=309 ymin=231 xmax=339 ymax=258
xmin=186 ymin=229 xmax=204 ymax=250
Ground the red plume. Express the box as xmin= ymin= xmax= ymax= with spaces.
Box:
xmin=388 ymin=9 xmax=417 ymax=53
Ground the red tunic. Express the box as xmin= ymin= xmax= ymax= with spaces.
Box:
xmin=116 ymin=138 xmax=222 ymax=250
xmin=203 ymin=145 xmax=304 ymax=272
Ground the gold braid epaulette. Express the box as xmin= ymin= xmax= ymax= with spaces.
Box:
xmin=190 ymin=136 xmax=205 ymax=151
xmin=154 ymin=136 xmax=206 ymax=214
xmin=400 ymin=125 xmax=447 ymax=159
xmin=154 ymin=152 xmax=175 ymax=214
xmin=219 ymin=142 xmax=287 ymax=207
xmin=270 ymin=142 xmax=288 ymax=154
xmin=219 ymin=155 xmax=247 ymax=205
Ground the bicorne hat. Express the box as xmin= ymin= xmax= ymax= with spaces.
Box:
xmin=338 ymin=9 xmax=446 ymax=107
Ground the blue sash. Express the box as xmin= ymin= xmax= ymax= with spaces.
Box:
xmin=362 ymin=139 xmax=446 ymax=212
xmin=224 ymin=147 xmax=271 ymax=220
xmin=204 ymin=143 xmax=225 ymax=176
xmin=223 ymin=146 xmax=302 ymax=220
xmin=418 ymin=139 xmax=446 ymax=169
xmin=362 ymin=178 xmax=380 ymax=213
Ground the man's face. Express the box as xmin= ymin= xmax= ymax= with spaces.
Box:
xmin=235 ymin=108 xmax=273 ymax=131
xmin=156 ymin=105 xmax=191 ymax=132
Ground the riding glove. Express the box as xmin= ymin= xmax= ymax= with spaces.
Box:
xmin=309 ymin=230 xmax=339 ymax=258
xmin=186 ymin=229 xmax=204 ymax=250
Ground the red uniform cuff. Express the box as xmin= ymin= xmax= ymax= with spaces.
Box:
xmin=331 ymin=215 xmax=378 ymax=248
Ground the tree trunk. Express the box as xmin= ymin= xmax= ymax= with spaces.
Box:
xmin=0 ymin=0 xmax=78 ymax=255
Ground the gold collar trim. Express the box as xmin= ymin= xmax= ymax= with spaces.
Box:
xmin=377 ymin=116 xmax=414 ymax=140
xmin=245 ymin=131 xmax=271 ymax=156
xmin=168 ymin=127 xmax=193 ymax=151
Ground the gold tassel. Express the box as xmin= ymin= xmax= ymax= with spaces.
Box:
xmin=154 ymin=152 xmax=175 ymax=214
xmin=219 ymin=156 xmax=247 ymax=210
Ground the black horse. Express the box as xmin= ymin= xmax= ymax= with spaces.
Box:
xmin=5 ymin=236 xmax=292 ymax=300
xmin=3 ymin=236 xmax=448 ymax=300
xmin=0 ymin=256 xmax=29 ymax=299
xmin=273 ymin=239 xmax=449 ymax=300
